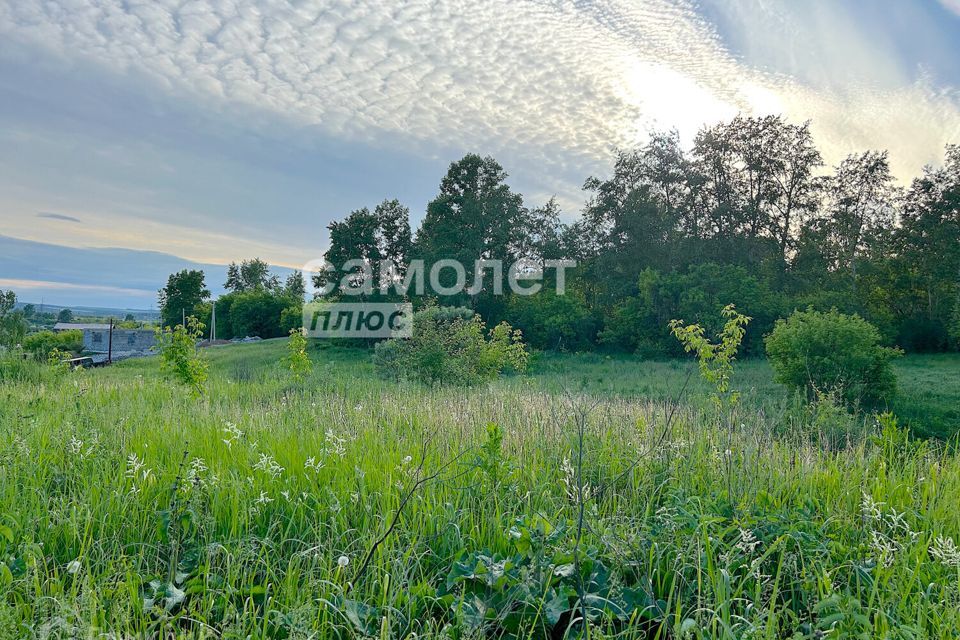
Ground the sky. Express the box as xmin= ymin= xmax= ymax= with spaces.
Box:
xmin=1 ymin=0 xmax=959 ymax=308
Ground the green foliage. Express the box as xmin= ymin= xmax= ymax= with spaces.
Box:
xmin=505 ymin=290 xmax=598 ymax=351
xmin=0 ymin=348 xmax=42 ymax=383
xmin=0 ymin=290 xmax=27 ymax=348
xmin=321 ymin=199 xmax=412 ymax=296
xmin=224 ymin=258 xmax=280 ymax=292
xmin=602 ymin=265 xmax=778 ymax=356
xmin=283 ymin=328 xmax=312 ymax=382
xmin=158 ymin=270 xmax=210 ymax=329
xmin=374 ymin=306 xmax=528 ymax=385
xmin=216 ymin=289 xmax=294 ymax=339
xmin=22 ymin=329 xmax=83 ymax=359
xmin=950 ymin=292 xmax=960 ymax=349
xmin=765 ymin=308 xmax=903 ymax=406
xmin=156 ymin=316 xmax=208 ymax=396
xmin=670 ymin=304 xmax=751 ymax=410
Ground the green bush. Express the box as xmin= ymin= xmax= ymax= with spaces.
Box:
xmin=22 ymin=330 xmax=83 ymax=359
xmin=765 ymin=308 xmax=902 ymax=406
xmin=156 ymin=316 xmax=209 ymax=396
xmin=505 ymin=291 xmax=599 ymax=351
xmin=374 ymin=306 xmax=528 ymax=385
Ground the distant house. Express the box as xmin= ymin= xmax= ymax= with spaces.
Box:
xmin=82 ymin=327 xmax=157 ymax=355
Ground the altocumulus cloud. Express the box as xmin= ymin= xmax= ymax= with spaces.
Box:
xmin=1 ymin=0 xmax=959 ymax=205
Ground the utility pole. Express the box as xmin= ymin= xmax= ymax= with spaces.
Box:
xmin=210 ymin=300 xmax=217 ymax=342
xmin=108 ymin=318 xmax=114 ymax=365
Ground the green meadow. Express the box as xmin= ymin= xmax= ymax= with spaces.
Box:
xmin=2 ymin=341 xmax=960 ymax=638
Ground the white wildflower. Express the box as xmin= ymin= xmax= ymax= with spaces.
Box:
xmin=254 ymin=453 xmax=284 ymax=478
xmin=735 ymin=528 xmax=761 ymax=555
xmin=560 ymin=455 xmax=591 ymax=501
xmin=337 ymin=555 xmax=350 ymax=568
xmin=324 ymin=429 xmax=347 ymax=459
xmin=930 ymin=536 xmax=960 ymax=568
xmin=222 ymin=422 xmax=243 ymax=448
xmin=66 ymin=560 xmax=81 ymax=574
xmin=67 ymin=436 xmax=83 ymax=457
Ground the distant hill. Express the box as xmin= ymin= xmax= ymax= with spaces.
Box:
xmin=0 ymin=234 xmax=297 ymax=309
xmin=14 ymin=301 xmax=160 ymax=321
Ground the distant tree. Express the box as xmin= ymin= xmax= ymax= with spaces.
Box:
xmin=284 ymin=271 xmax=306 ymax=300
xmin=888 ymin=145 xmax=960 ymax=350
xmin=319 ymin=199 xmax=414 ymax=297
xmin=158 ymin=270 xmax=210 ymax=329
xmin=0 ymin=290 xmax=27 ymax=347
xmin=817 ymin=151 xmax=898 ymax=280
xmin=693 ymin=115 xmax=822 ymax=263
xmin=225 ymin=289 xmax=290 ymax=339
xmin=375 ymin=199 xmax=413 ymax=269
xmin=225 ymin=258 xmax=280 ymax=292
xmin=22 ymin=304 xmax=35 ymax=318
xmin=323 ymin=208 xmax=381 ymax=294
xmin=57 ymin=308 xmax=74 ymax=323
xmin=124 ymin=313 xmax=136 ymax=322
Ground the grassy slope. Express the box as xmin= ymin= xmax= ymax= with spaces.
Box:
xmin=1 ymin=341 xmax=959 ymax=637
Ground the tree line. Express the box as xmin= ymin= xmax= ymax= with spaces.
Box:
xmin=159 ymin=259 xmax=305 ymax=340
xmin=161 ymin=114 xmax=960 ymax=354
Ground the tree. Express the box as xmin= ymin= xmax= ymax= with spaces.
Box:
xmin=224 ymin=258 xmax=280 ymax=292
xmin=158 ymin=270 xmax=210 ymax=329
xmin=693 ymin=115 xmax=822 ymax=263
xmin=320 ymin=199 xmax=414 ymax=298
xmin=0 ymin=290 xmax=27 ymax=347
xmin=284 ymin=271 xmax=306 ymax=300
xmin=888 ymin=145 xmax=960 ymax=350
xmin=57 ymin=308 xmax=74 ymax=323
xmin=817 ymin=151 xmax=898 ymax=279
xmin=225 ymin=289 xmax=290 ymax=339
xmin=415 ymin=155 xmax=529 ymax=300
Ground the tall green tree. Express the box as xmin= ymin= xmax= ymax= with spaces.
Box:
xmin=225 ymin=258 xmax=280 ymax=292
xmin=158 ymin=270 xmax=210 ymax=329
xmin=414 ymin=154 xmax=529 ymax=299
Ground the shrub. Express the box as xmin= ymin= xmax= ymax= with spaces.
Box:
xmin=670 ymin=304 xmax=751 ymax=411
xmin=156 ymin=316 xmax=209 ymax=396
xmin=283 ymin=328 xmax=312 ymax=382
xmin=374 ymin=306 xmax=528 ymax=385
xmin=22 ymin=330 xmax=83 ymax=359
xmin=765 ymin=308 xmax=902 ymax=406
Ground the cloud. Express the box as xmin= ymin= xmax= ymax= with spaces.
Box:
xmin=37 ymin=211 xmax=82 ymax=223
xmin=0 ymin=0 xmax=958 ymax=263
xmin=939 ymin=0 xmax=960 ymax=18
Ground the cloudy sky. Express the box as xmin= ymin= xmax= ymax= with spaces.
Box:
xmin=1 ymin=0 xmax=959 ymax=307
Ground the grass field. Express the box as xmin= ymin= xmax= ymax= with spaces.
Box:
xmin=2 ymin=340 xmax=960 ymax=638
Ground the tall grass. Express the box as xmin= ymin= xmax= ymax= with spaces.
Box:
xmin=0 ymin=341 xmax=959 ymax=637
